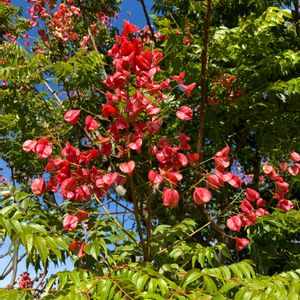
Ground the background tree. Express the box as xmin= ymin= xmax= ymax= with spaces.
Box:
xmin=0 ymin=0 xmax=299 ymax=299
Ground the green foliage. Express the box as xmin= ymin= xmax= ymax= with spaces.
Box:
xmin=0 ymin=44 xmax=48 ymax=83
xmin=0 ymin=0 xmax=300 ymax=299
xmin=3 ymin=261 xmax=294 ymax=299
xmin=250 ymin=210 xmax=300 ymax=273
xmin=153 ymin=3 xmax=300 ymax=171
xmin=0 ymin=2 xmax=29 ymax=41
xmin=207 ymin=6 xmax=300 ymax=160
xmin=0 ymin=265 xmax=295 ymax=299
xmin=52 ymin=50 xmax=105 ymax=88
xmin=0 ymin=186 xmax=69 ymax=269
xmin=0 ymin=289 xmax=33 ymax=300
xmin=152 ymin=218 xmax=231 ymax=272
xmin=43 ymin=265 xmax=179 ymax=299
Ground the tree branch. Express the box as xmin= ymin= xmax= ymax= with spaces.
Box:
xmin=145 ymin=188 xmax=153 ymax=261
xmin=194 ymin=1 xmax=231 ymax=246
xmin=129 ymin=176 xmax=147 ymax=260
xmin=34 ymin=272 xmax=47 ymax=298
xmin=196 ymin=0 xmax=212 ymax=162
xmin=294 ymin=0 xmax=299 ymax=37
xmin=0 ymin=252 xmax=26 ymax=282
xmin=43 ymin=80 xmax=64 ymax=107
xmin=0 ymin=249 xmax=13 ymax=259
xmin=9 ymin=239 xmax=20 ymax=286
xmin=138 ymin=0 xmax=155 ymax=39
xmin=87 ymin=28 xmax=107 ymax=78
xmin=93 ymin=193 xmax=138 ymax=246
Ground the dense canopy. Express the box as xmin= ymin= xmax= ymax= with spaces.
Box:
xmin=0 ymin=0 xmax=300 ymax=299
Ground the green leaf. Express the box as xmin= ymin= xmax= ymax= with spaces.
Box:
xmin=148 ymin=278 xmax=158 ymax=293
xmin=219 ymin=281 xmax=241 ymax=293
xmin=141 ymin=292 xmax=165 ymax=300
xmin=181 ymin=269 xmax=202 ymax=290
xmin=220 ymin=266 xmax=231 ymax=279
xmin=230 ymin=263 xmax=245 ymax=279
xmin=203 ymin=275 xmax=217 ymax=292
xmin=136 ymin=274 xmax=149 ymax=291
xmin=45 ymin=276 xmax=56 ymax=296
xmin=27 ymin=223 xmax=48 ymax=235
xmin=45 ymin=236 xmax=62 ymax=260
xmin=34 ymin=236 xmax=49 ymax=265
xmin=0 ymin=204 xmax=18 ymax=216
xmin=157 ymin=278 xmax=169 ymax=295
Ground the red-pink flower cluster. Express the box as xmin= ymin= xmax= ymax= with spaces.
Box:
xmin=220 ymin=75 xmax=245 ymax=99
xmin=64 ymin=109 xmax=80 ymax=125
xmin=1 ymin=0 xmax=10 ymax=6
xmin=162 ymin=188 xmax=179 ymax=207
xmin=226 ymin=186 xmax=269 ymax=251
xmin=227 ymin=187 xmax=268 ymax=232
xmin=69 ymin=241 xmax=87 ymax=258
xmin=4 ymin=33 xmax=16 ymax=44
xmin=172 ymin=71 xmax=197 ymax=98
xmin=150 ymin=136 xmax=199 ymax=207
xmin=31 ymin=177 xmax=46 ymax=195
xmin=97 ymin=10 xmax=118 ymax=28
xmin=209 ymin=74 xmax=246 ymax=105
xmin=235 ymin=237 xmax=249 ymax=251
xmin=279 ymin=151 xmax=300 ymax=176
xmin=18 ymin=272 xmax=33 ymax=289
xmin=0 ymin=172 xmax=8 ymax=186
xmin=206 ymin=146 xmax=242 ymax=190
xmin=26 ymin=0 xmax=80 ymax=41
xmin=138 ymin=27 xmax=168 ymax=45
xmin=47 ymin=4 xmax=81 ymax=42
xmin=193 ymin=187 xmax=211 ymax=205
xmin=24 ymin=21 xmax=196 ymax=217
xmin=63 ymin=210 xmax=88 ymax=231
xmin=262 ymin=163 xmax=294 ymax=212
xmin=23 ymin=137 xmax=53 ymax=159
xmin=101 ymin=20 xmax=196 ymax=207
xmin=226 ymin=152 xmax=299 ymax=251
xmin=176 ymin=106 xmax=193 ymax=120
xmin=23 ymin=135 xmax=128 ymax=203
xmin=26 ymin=0 xmax=55 ymax=27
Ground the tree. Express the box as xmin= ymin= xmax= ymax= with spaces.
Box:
xmin=0 ymin=0 xmax=300 ymax=299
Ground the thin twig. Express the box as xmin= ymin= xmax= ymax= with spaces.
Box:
xmin=8 ymin=164 xmax=16 ymax=188
xmin=10 ymin=239 xmax=20 ymax=286
xmin=88 ymin=27 xmax=99 ymax=53
xmin=294 ymin=0 xmax=299 ymax=37
xmin=87 ymin=32 xmax=107 ymax=77
xmin=145 ymin=187 xmax=153 ymax=261
xmin=0 ymin=253 xmax=26 ymax=281
xmin=34 ymin=271 xmax=47 ymax=298
xmin=93 ymin=193 xmax=138 ymax=246
xmin=105 ymin=192 xmax=135 ymax=214
xmin=43 ymin=80 xmax=64 ymax=107
xmin=79 ymin=0 xmax=107 ymax=78
xmin=139 ymin=0 xmax=155 ymax=39
xmin=0 ymin=256 xmax=14 ymax=280
xmin=129 ymin=176 xmax=147 ymax=260
xmin=0 ymin=250 xmax=13 ymax=259
xmin=157 ymin=190 xmax=244 ymax=255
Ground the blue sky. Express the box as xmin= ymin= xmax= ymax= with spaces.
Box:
xmin=12 ymin=0 xmax=154 ymax=29
xmin=1 ymin=0 xmax=153 ymax=288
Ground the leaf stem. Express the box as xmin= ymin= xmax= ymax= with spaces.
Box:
xmin=129 ymin=176 xmax=148 ymax=260
xmin=93 ymin=193 xmax=138 ymax=246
